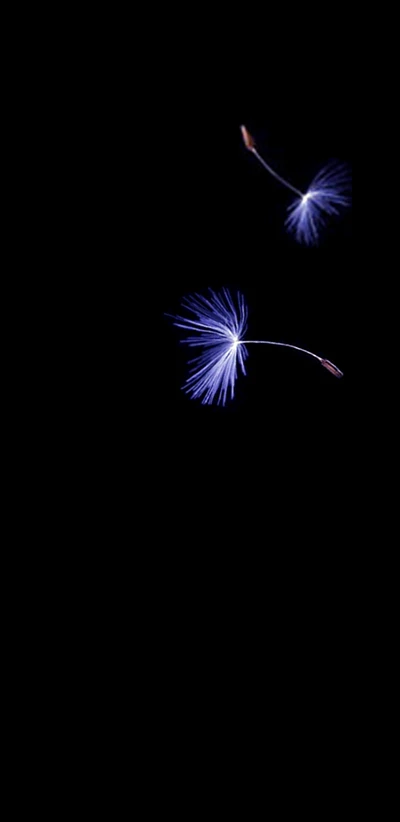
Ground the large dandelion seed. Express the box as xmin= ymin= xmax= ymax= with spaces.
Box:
xmin=167 ymin=288 xmax=343 ymax=406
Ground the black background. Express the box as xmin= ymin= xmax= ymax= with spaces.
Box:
xmin=143 ymin=63 xmax=353 ymax=519
xmin=52 ymin=15 xmax=373 ymax=790
xmin=82 ymin=25 xmax=355 ymax=573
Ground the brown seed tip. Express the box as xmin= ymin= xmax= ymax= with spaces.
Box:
xmin=320 ymin=359 xmax=343 ymax=378
xmin=240 ymin=125 xmax=256 ymax=151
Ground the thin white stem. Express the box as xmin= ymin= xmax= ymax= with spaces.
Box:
xmin=251 ymin=149 xmax=304 ymax=199
xmin=239 ymin=340 xmax=343 ymax=377
xmin=240 ymin=339 xmax=322 ymax=361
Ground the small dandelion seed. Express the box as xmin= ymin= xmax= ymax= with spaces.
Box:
xmin=240 ymin=125 xmax=351 ymax=245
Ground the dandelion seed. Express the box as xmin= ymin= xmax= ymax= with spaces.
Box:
xmin=167 ymin=288 xmax=343 ymax=406
xmin=240 ymin=126 xmax=351 ymax=245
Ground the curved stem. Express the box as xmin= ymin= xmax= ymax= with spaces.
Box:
xmin=241 ymin=340 xmax=321 ymax=361
xmin=240 ymin=340 xmax=343 ymax=377
xmin=251 ymin=149 xmax=304 ymax=198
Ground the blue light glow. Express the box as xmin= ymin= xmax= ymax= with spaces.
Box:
xmin=285 ymin=162 xmax=351 ymax=245
xmin=170 ymin=289 xmax=249 ymax=405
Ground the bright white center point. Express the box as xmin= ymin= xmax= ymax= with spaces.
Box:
xmin=302 ymin=192 xmax=312 ymax=205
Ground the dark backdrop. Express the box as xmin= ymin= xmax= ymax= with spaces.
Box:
xmin=152 ymin=87 xmax=353 ymax=503
xmin=66 ymin=19 xmax=364 ymax=781
xmin=86 ymin=32 xmax=354 ymax=537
